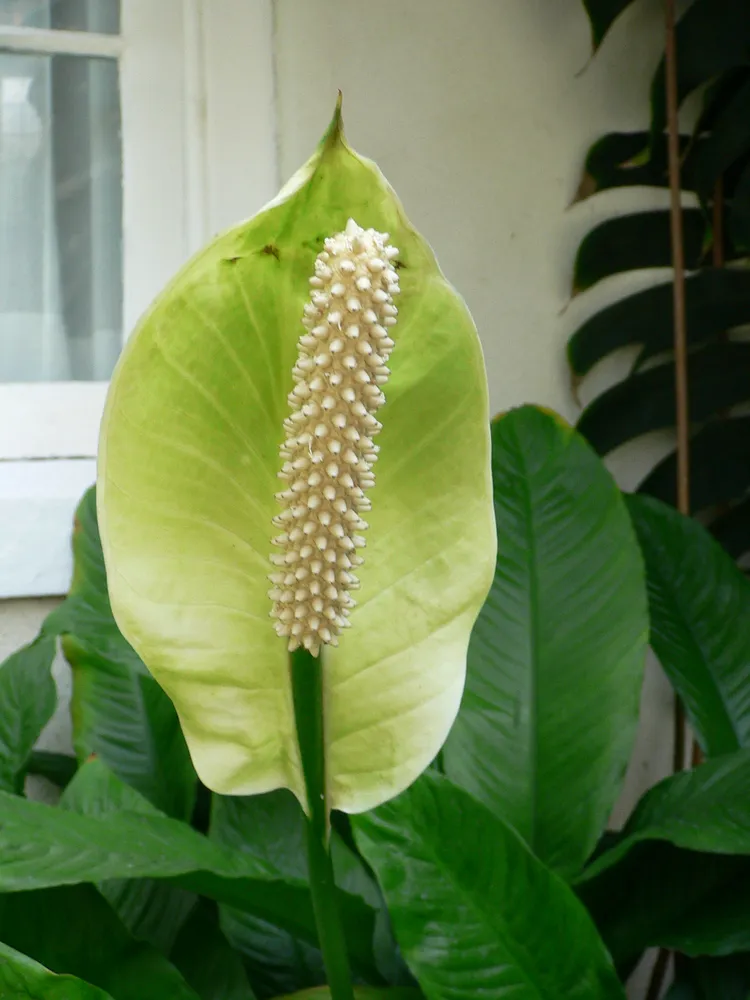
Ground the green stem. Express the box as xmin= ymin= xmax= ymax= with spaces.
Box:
xmin=291 ymin=647 xmax=355 ymax=1000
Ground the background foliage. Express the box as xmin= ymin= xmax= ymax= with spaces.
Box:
xmin=571 ymin=0 xmax=750 ymax=560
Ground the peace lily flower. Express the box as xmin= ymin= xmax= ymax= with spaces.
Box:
xmin=97 ymin=103 xmax=495 ymax=819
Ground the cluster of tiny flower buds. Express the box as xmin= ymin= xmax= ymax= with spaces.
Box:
xmin=268 ymin=218 xmax=400 ymax=655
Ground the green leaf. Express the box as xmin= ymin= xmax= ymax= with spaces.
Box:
xmin=577 ymin=751 xmax=750 ymax=966
xmin=97 ymin=103 xmax=495 ymax=812
xmin=572 ymin=210 xmax=707 ymax=294
xmin=353 ymin=771 xmax=625 ymax=1000
xmin=44 ymin=487 xmax=140 ymax=671
xmin=0 ymin=636 xmax=57 ymax=794
xmin=582 ymin=748 xmax=750 ymax=881
xmin=577 ymin=343 xmax=750 ymax=456
xmin=443 ymin=406 xmax=647 ymax=877
xmin=581 ymin=0 xmax=636 ymax=50
xmin=730 ymin=161 xmax=750 ymax=253
xmin=276 ymin=992 xmax=421 ymax=1000
xmin=210 ymin=791 xmax=382 ymax=997
xmin=171 ymin=900 xmax=256 ymax=1000
xmin=572 ymin=133 xmax=690 ymax=201
xmin=61 ymin=759 xmax=197 ymax=953
xmin=0 ymin=885 xmax=201 ymax=1000
xmin=626 ymin=495 xmax=750 ymax=757
xmin=0 ymin=940 xmax=115 ymax=1000
xmin=44 ymin=487 xmax=196 ymax=820
xmin=65 ymin=635 xmax=197 ymax=819
xmin=0 ymin=788 xmax=379 ymax=980
xmin=691 ymin=78 xmax=750 ymax=202
xmin=567 ymin=269 xmax=750 ymax=377
xmin=637 ymin=417 xmax=750 ymax=513
xmin=578 ymin=844 xmax=750 ymax=969
xmin=211 ymin=792 xmax=324 ymax=998
xmin=650 ymin=0 xmax=750 ymax=139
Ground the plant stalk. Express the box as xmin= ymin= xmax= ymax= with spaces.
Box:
xmin=665 ymin=0 xmax=689 ymax=777
xmin=291 ymin=647 xmax=355 ymax=1000
xmin=649 ymin=6 xmax=690 ymax=997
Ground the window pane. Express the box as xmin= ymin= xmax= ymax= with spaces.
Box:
xmin=0 ymin=51 xmax=122 ymax=381
xmin=0 ymin=0 xmax=119 ymax=34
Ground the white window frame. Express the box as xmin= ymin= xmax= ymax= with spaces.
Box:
xmin=0 ymin=0 xmax=278 ymax=597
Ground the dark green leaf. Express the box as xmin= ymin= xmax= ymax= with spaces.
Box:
xmin=61 ymin=758 xmax=196 ymax=953
xmin=443 ymin=406 xmax=647 ymax=877
xmin=42 ymin=487 xmax=196 ymax=819
xmin=171 ymin=900 xmax=256 ymax=1000
xmin=275 ymin=991 xmax=421 ymax=1000
xmin=0 ymin=940 xmax=115 ymax=999
xmin=627 ymin=495 xmax=750 ymax=756
xmin=581 ymin=0 xmax=637 ymax=50
xmin=567 ymin=269 xmax=750 ymax=377
xmin=43 ymin=487 xmax=138 ymax=670
xmin=578 ymin=843 xmax=750 ymax=969
xmin=573 ymin=210 xmax=707 ymax=294
xmin=573 ymin=132 xmax=695 ymax=201
xmin=0 ymin=789 xmax=378 ymax=980
xmin=65 ymin=636 xmax=196 ymax=820
xmin=650 ymin=0 xmax=750 ymax=138
xmin=582 ymin=748 xmax=750 ymax=881
xmin=0 ymin=636 xmax=57 ymax=794
xmin=354 ymin=772 xmax=625 ymax=1000
xmin=577 ymin=343 xmax=750 ymax=456
xmin=211 ymin=792 xmax=323 ymax=998
xmin=577 ymin=752 xmax=750 ymax=964
xmin=637 ymin=417 xmax=750 ymax=513
xmin=665 ymin=954 xmax=750 ymax=1000
xmin=279 ymin=986 xmax=422 ymax=1000
xmin=730 ymin=161 xmax=750 ymax=252
xmin=24 ymin=750 xmax=78 ymax=788
xmin=711 ymin=496 xmax=750 ymax=558
xmin=692 ymin=78 xmax=750 ymax=202
xmin=0 ymin=885 xmax=200 ymax=1000
xmin=210 ymin=791 xmax=382 ymax=997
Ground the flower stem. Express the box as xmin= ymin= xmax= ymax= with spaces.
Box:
xmin=291 ymin=647 xmax=354 ymax=1000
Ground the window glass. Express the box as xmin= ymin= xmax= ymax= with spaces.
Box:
xmin=0 ymin=50 xmax=122 ymax=381
xmin=0 ymin=0 xmax=120 ymax=34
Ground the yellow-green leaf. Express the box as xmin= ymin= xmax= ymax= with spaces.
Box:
xmin=97 ymin=104 xmax=495 ymax=813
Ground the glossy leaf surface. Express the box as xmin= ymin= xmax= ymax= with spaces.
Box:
xmin=0 ymin=940 xmax=115 ymax=1000
xmin=61 ymin=758 xmax=197 ymax=953
xmin=211 ymin=790 xmax=382 ymax=997
xmin=627 ymin=495 xmax=750 ymax=756
xmin=443 ymin=407 xmax=647 ymax=876
xmin=582 ymin=748 xmax=750 ymax=880
xmin=354 ymin=772 xmax=625 ymax=1000
xmin=98 ymin=105 xmax=495 ymax=812
xmin=0 ymin=788 xmax=378 ymax=978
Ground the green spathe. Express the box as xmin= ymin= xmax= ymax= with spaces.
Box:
xmin=97 ymin=104 xmax=495 ymax=813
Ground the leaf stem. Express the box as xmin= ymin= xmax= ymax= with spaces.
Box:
xmin=291 ymin=647 xmax=354 ymax=1000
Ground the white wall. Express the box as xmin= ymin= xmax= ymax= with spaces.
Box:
xmin=0 ymin=2 xmax=675 ymax=992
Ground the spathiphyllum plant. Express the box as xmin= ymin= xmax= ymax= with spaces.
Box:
xmin=96 ymin=101 xmax=496 ymax=998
